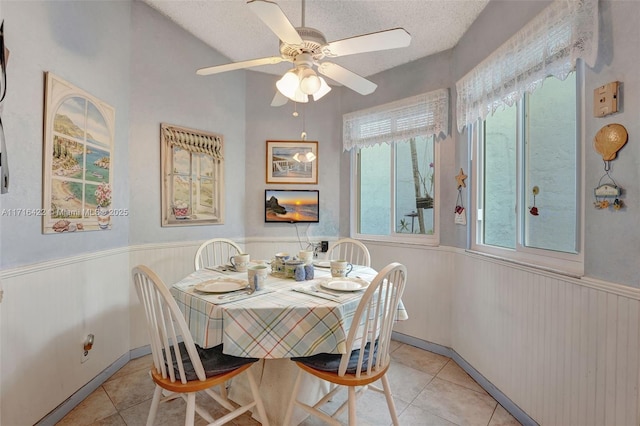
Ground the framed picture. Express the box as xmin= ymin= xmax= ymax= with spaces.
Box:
xmin=266 ymin=140 xmax=318 ymax=184
xmin=160 ymin=123 xmax=225 ymax=227
xmin=42 ymin=72 xmax=116 ymax=233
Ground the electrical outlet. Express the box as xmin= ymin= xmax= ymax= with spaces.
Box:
xmin=81 ymin=348 xmax=90 ymax=363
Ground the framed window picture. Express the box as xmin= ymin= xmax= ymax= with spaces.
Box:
xmin=266 ymin=140 xmax=318 ymax=184
xmin=42 ymin=72 xmax=116 ymax=233
xmin=160 ymin=123 xmax=225 ymax=226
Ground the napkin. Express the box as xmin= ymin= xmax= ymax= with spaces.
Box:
xmin=208 ymin=288 xmax=275 ymax=305
xmin=292 ymin=284 xmax=361 ymax=302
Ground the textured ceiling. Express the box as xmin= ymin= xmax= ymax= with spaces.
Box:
xmin=142 ymin=0 xmax=489 ymax=80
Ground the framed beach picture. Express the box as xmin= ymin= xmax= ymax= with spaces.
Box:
xmin=266 ymin=140 xmax=318 ymax=184
xmin=42 ymin=72 xmax=116 ymax=233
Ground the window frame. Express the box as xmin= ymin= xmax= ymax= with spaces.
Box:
xmin=469 ymin=65 xmax=585 ymax=276
xmin=350 ymin=135 xmax=440 ymax=245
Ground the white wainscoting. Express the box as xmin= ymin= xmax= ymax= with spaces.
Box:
xmin=0 ymin=248 xmax=131 ymax=426
xmin=453 ymin=251 xmax=640 ymax=426
xmin=3 ymin=241 xmax=638 ymax=425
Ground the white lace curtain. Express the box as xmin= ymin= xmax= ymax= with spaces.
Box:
xmin=343 ymin=88 xmax=449 ymax=151
xmin=456 ymin=0 xmax=598 ymax=132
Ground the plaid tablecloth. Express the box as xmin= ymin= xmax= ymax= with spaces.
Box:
xmin=170 ymin=265 xmax=408 ymax=359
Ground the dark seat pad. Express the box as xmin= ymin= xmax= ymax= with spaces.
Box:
xmin=168 ymin=342 xmax=257 ymax=381
xmin=292 ymin=341 xmax=377 ymax=374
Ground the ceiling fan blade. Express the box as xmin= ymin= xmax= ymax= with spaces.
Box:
xmin=317 ymin=62 xmax=377 ymax=95
xmin=324 ymin=28 xmax=411 ymax=57
xmin=247 ymin=0 xmax=303 ymax=46
xmin=197 ymin=56 xmax=286 ymax=76
xmin=271 ymin=91 xmax=289 ymax=107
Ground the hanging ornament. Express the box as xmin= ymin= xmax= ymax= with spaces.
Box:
xmin=594 ymin=167 xmax=624 ymax=211
xmin=454 ymin=188 xmax=466 ymax=225
xmin=455 ymin=168 xmax=467 ymax=189
xmin=594 ymin=123 xmax=627 ymax=161
xmin=529 ymin=186 xmax=539 ymax=216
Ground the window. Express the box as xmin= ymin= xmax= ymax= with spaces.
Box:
xmin=161 ymin=124 xmax=224 ymax=226
xmin=472 ymin=72 xmax=582 ymax=273
xmin=356 ymin=135 xmax=437 ymax=239
xmin=345 ymin=89 xmax=448 ymax=244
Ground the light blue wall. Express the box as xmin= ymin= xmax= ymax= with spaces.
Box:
xmin=128 ymin=1 xmax=247 ymax=245
xmin=1 ymin=0 xmax=639 ymax=288
xmin=244 ymin=71 xmax=342 ymax=241
xmin=0 ymin=1 xmax=131 ymax=268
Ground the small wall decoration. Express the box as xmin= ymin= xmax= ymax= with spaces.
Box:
xmin=160 ymin=123 xmax=225 ymax=227
xmin=266 ymin=140 xmax=318 ymax=184
xmin=42 ymin=72 xmax=115 ymax=233
xmin=592 ymin=123 xmax=628 ymax=211
xmin=454 ymin=168 xmax=467 ymax=225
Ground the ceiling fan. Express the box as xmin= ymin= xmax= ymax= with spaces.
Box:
xmin=196 ymin=0 xmax=411 ymax=105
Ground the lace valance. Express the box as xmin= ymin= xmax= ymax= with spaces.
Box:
xmin=456 ymin=0 xmax=598 ymax=132
xmin=343 ymin=88 xmax=449 ymax=151
xmin=161 ymin=124 xmax=223 ymax=160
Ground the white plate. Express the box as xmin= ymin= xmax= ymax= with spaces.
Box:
xmin=194 ymin=278 xmax=248 ymax=293
xmin=313 ymin=260 xmax=331 ymax=268
xmin=320 ymin=277 xmax=369 ymax=292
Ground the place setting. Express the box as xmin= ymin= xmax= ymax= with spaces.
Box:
xmin=292 ymin=259 xmax=370 ymax=302
xmin=189 ymin=253 xmax=275 ymax=303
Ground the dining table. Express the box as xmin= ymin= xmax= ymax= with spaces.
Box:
xmin=170 ymin=261 xmax=408 ymax=425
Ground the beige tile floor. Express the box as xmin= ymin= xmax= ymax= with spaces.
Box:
xmin=57 ymin=341 xmax=522 ymax=426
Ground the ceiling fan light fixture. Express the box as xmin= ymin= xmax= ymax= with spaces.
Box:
xmin=276 ymin=70 xmax=299 ymax=99
xmin=312 ymin=77 xmax=331 ymax=101
xmin=299 ymin=67 xmax=321 ymax=95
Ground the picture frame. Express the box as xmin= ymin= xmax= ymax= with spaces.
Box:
xmin=42 ymin=72 xmax=116 ymax=233
xmin=266 ymin=140 xmax=318 ymax=184
xmin=160 ymin=123 xmax=225 ymax=227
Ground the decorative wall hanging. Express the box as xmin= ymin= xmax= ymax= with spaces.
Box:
xmin=0 ymin=19 xmax=9 ymax=194
xmin=454 ymin=168 xmax=467 ymax=225
xmin=42 ymin=72 xmax=116 ymax=233
xmin=593 ymin=123 xmax=628 ymax=211
xmin=266 ymin=140 xmax=318 ymax=184
xmin=529 ymin=186 xmax=540 ymax=216
xmin=160 ymin=123 xmax=225 ymax=227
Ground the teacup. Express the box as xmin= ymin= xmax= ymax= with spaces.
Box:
xmin=285 ymin=259 xmax=304 ymax=279
xmin=330 ymin=259 xmax=353 ymax=278
xmin=298 ymin=250 xmax=314 ymax=265
xmin=273 ymin=252 xmax=290 ymax=274
xmin=247 ymin=265 xmax=268 ymax=291
xmin=230 ymin=253 xmax=250 ymax=272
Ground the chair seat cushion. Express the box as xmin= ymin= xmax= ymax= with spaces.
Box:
xmin=171 ymin=343 xmax=258 ymax=381
xmin=291 ymin=342 xmax=377 ymax=374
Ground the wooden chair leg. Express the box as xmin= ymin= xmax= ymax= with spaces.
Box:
xmin=381 ymin=374 xmax=399 ymax=426
xmin=283 ymin=369 xmax=304 ymax=426
xmin=185 ymin=392 xmax=196 ymax=426
xmin=246 ymin=368 xmax=270 ymax=426
xmin=348 ymin=386 xmax=357 ymax=425
xmin=146 ymin=385 xmax=163 ymax=426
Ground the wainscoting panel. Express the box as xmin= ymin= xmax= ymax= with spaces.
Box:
xmin=128 ymin=241 xmax=201 ymax=348
xmin=0 ymin=249 xmax=130 ymax=426
xmin=453 ymin=252 xmax=640 ymax=426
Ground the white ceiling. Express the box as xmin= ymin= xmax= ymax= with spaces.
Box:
xmin=142 ymin=0 xmax=490 ymax=80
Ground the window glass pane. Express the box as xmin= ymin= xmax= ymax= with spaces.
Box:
xmin=525 ymin=73 xmax=577 ymax=253
xmin=359 ymin=144 xmax=391 ymax=235
xmin=483 ymin=105 xmax=517 ymax=249
xmin=395 ymin=136 xmax=435 ymax=234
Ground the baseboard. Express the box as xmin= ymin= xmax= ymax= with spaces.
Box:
xmin=391 ymin=331 xmax=538 ymax=426
xmin=35 ymin=350 xmax=137 ymax=425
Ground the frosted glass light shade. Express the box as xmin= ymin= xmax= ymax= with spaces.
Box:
xmin=312 ymin=77 xmax=332 ymax=101
xmin=299 ymin=68 xmax=321 ymax=94
xmin=276 ymin=70 xmax=299 ymax=99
